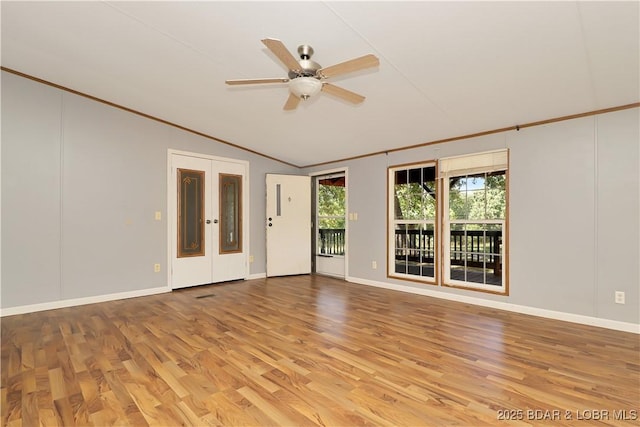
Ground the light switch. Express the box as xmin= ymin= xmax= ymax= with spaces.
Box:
xmin=155 ymin=211 xmax=162 ymax=221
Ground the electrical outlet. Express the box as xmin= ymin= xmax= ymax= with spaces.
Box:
xmin=154 ymin=263 xmax=161 ymax=273
xmin=615 ymin=291 xmax=625 ymax=304
xmin=372 ymin=261 xmax=377 ymax=269
xmin=155 ymin=211 xmax=162 ymax=221
xmin=249 ymin=255 xmax=254 ymax=263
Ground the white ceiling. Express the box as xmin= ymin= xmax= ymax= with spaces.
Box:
xmin=2 ymin=1 xmax=638 ymax=167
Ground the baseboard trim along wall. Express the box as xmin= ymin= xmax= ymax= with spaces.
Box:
xmin=3 ymin=276 xmax=637 ymax=335
xmin=0 ymin=286 xmax=172 ymax=317
xmin=0 ymin=274 xmax=269 ymax=317
xmin=347 ymin=276 xmax=640 ymax=334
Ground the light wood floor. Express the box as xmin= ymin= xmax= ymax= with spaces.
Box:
xmin=2 ymin=275 xmax=638 ymax=426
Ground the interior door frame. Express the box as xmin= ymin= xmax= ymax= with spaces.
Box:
xmin=309 ymin=167 xmax=349 ymax=279
xmin=167 ymin=149 xmax=250 ymax=289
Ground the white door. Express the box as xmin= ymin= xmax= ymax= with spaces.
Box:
xmin=315 ymin=173 xmax=346 ymax=278
xmin=170 ymin=153 xmax=247 ymax=289
xmin=266 ymin=174 xmax=311 ymax=277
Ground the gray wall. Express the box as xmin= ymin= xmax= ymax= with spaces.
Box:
xmin=2 ymin=70 xmax=638 ymax=326
xmin=305 ymin=109 xmax=639 ymax=325
xmin=1 ymin=71 xmax=297 ymax=308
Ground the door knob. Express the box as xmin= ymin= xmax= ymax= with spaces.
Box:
xmin=213 ymin=219 xmax=219 ymax=224
xmin=206 ymin=220 xmax=211 ymax=224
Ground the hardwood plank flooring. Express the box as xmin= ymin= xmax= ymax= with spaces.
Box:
xmin=1 ymin=275 xmax=638 ymax=426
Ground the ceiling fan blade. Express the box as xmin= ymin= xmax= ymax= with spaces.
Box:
xmin=283 ymin=93 xmax=301 ymax=110
xmin=261 ymin=38 xmax=301 ymax=72
xmin=321 ymin=83 xmax=365 ymax=104
xmin=318 ymin=54 xmax=379 ymax=79
xmin=226 ymin=78 xmax=289 ymax=85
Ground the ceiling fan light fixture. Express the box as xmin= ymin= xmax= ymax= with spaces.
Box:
xmin=289 ymin=77 xmax=322 ymax=100
xmin=227 ymin=39 xmax=379 ymax=110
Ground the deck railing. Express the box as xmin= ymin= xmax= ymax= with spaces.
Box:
xmin=395 ymin=229 xmax=502 ymax=274
xmin=319 ymin=228 xmax=501 ymax=274
xmin=318 ymin=228 xmax=346 ymax=255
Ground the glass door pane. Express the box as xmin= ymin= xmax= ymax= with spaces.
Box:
xmin=317 ymin=175 xmax=346 ymax=256
xmin=177 ymin=168 xmax=205 ymax=257
xmin=219 ymin=174 xmax=242 ymax=254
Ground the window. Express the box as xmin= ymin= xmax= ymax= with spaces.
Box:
xmin=388 ymin=163 xmax=437 ymax=282
xmin=387 ymin=150 xmax=509 ymax=294
xmin=441 ymin=150 xmax=508 ymax=293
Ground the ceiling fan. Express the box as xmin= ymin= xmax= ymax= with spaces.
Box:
xmin=226 ymin=38 xmax=380 ymax=110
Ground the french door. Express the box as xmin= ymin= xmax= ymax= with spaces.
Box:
xmin=169 ymin=152 xmax=248 ymax=289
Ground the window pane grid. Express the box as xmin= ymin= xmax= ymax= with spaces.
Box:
xmin=447 ymin=168 xmax=505 ymax=289
xmin=394 ymin=166 xmax=436 ymax=221
xmin=389 ymin=156 xmax=506 ymax=291
xmin=448 ymin=220 xmax=503 ymax=287
xmin=390 ymin=163 xmax=437 ymax=281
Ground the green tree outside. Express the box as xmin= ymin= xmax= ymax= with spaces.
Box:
xmin=394 ymin=171 xmax=505 ymax=222
xmin=318 ymin=184 xmax=345 ymax=229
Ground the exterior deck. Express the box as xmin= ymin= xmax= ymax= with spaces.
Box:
xmin=320 ymin=228 xmax=503 ymax=286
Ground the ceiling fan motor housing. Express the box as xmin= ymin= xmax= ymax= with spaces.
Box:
xmin=288 ymin=45 xmax=322 ymax=79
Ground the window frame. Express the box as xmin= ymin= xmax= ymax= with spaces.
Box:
xmin=440 ymin=150 xmax=509 ymax=295
xmin=316 ymin=173 xmax=347 ymax=257
xmin=386 ymin=150 xmax=509 ymax=295
xmin=387 ymin=160 xmax=439 ymax=285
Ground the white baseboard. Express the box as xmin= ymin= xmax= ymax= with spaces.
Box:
xmin=0 ymin=286 xmax=171 ymax=317
xmin=346 ymin=276 xmax=640 ymax=334
xmin=4 ymin=276 xmax=636 ymax=334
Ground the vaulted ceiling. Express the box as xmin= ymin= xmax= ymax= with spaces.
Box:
xmin=2 ymin=1 xmax=638 ymax=167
